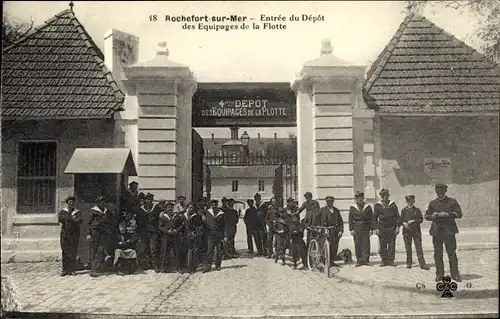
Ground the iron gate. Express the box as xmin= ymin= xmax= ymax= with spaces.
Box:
xmin=273 ymin=163 xmax=297 ymax=207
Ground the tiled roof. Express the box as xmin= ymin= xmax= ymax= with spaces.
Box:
xmin=363 ymin=13 xmax=500 ymax=113
xmin=209 ymin=165 xmax=279 ymax=178
xmin=1 ymin=9 xmax=125 ymax=119
xmin=203 ymin=138 xmax=292 ymax=154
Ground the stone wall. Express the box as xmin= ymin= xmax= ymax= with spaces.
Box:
xmin=375 ymin=116 xmax=499 ymax=227
xmin=0 ymin=119 xmax=115 ymax=237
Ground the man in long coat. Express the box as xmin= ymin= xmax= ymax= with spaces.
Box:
xmin=319 ymin=196 xmax=344 ymax=267
xmin=425 ymin=184 xmax=462 ymax=282
xmin=373 ymin=189 xmax=401 ymax=267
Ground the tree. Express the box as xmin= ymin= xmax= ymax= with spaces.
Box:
xmin=404 ymin=0 xmax=500 ymax=64
xmin=2 ymin=12 xmax=34 ymax=48
xmin=265 ymin=133 xmax=297 ymax=163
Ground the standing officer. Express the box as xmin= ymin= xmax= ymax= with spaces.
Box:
xmin=226 ymin=198 xmax=240 ymax=258
xmin=373 ymin=189 xmax=401 ymax=267
xmin=203 ymin=201 xmax=226 ymax=272
xmin=265 ymin=198 xmax=281 ymax=259
xmin=401 ymin=195 xmax=430 ymax=270
xmin=319 ymin=196 xmax=344 ymax=267
xmin=121 ymin=181 xmax=140 ymax=215
xmin=425 ymin=184 xmax=462 ymax=282
xmin=244 ymin=199 xmax=263 ymax=255
xmin=285 ymin=198 xmax=307 ymax=269
xmin=303 ymin=200 xmax=322 ymax=249
xmin=349 ymin=192 xmax=374 ymax=267
xmin=136 ymin=193 xmax=158 ymax=270
xmin=298 ymin=192 xmax=320 ymax=249
xmin=254 ymin=193 xmax=269 ymax=256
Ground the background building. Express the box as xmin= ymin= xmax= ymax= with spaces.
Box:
xmin=202 ymin=129 xmax=298 ymax=208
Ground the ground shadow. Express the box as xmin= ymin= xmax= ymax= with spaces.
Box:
xmin=221 ymin=264 xmax=247 ymax=270
xmin=461 ymin=273 xmax=483 ymax=280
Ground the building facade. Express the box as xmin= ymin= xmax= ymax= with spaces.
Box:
xmin=1 ymin=9 xmax=498 ymax=262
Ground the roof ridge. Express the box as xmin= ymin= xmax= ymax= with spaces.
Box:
xmin=364 ymin=12 xmax=414 ymax=93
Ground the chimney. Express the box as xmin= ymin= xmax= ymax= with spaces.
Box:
xmin=104 ymin=29 xmax=140 ymax=89
xmin=230 ymin=127 xmax=239 ymax=140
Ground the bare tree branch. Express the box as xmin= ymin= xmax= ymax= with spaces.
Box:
xmin=2 ymin=12 xmax=35 ymax=48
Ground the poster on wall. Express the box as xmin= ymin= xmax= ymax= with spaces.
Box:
xmin=424 ymin=158 xmax=452 ymax=184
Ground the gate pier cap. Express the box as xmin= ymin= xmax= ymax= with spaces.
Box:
xmin=123 ymin=41 xmax=197 ymax=202
xmin=292 ymin=39 xmax=366 ymax=217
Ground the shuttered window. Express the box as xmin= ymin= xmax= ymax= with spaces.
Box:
xmin=17 ymin=142 xmax=57 ymax=214
xmin=258 ymin=180 xmax=265 ymax=192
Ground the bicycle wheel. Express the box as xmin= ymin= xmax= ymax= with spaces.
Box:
xmin=323 ymin=240 xmax=331 ymax=278
xmin=307 ymin=239 xmax=319 ymax=271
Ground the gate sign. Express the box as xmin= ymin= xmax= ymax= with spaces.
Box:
xmin=424 ymin=158 xmax=452 ymax=183
xmin=200 ymin=99 xmax=288 ymax=117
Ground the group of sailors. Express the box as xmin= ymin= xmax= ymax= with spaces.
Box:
xmin=58 ymin=181 xmax=463 ymax=283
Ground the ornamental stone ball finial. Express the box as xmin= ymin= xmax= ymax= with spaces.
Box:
xmin=157 ymin=41 xmax=169 ymax=56
xmin=321 ymin=38 xmax=333 ymax=55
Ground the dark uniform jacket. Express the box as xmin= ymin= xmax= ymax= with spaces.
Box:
xmin=210 ymin=209 xmax=227 ymax=241
xmin=424 ymin=196 xmax=462 ymax=237
xmin=58 ymin=208 xmax=82 ymax=246
xmin=319 ymin=206 xmax=344 ymax=233
xmin=400 ymin=206 xmax=424 ymax=235
xmin=255 ymin=202 xmax=268 ymax=224
xmin=158 ymin=213 xmax=184 ymax=236
xmin=348 ymin=203 xmax=373 ymax=232
xmin=266 ymin=206 xmax=281 ymax=231
xmin=116 ymin=231 xmax=139 ymax=250
xmin=244 ymin=206 xmax=259 ymax=228
xmin=88 ymin=206 xmax=118 ymax=247
xmin=373 ymin=201 xmax=401 ymax=230
xmin=275 ymin=217 xmax=288 ymax=235
xmin=138 ymin=204 xmax=160 ymax=233
xmin=299 ymin=200 xmax=319 ymax=213
xmin=285 ymin=206 xmax=303 ymax=234
xmin=303 ymin=209 xmax=321 ymax=228
xmin=121 ymin=189 xmax=140 ymax=213
xmin=223 ymin=206 xmax=239 ymax=229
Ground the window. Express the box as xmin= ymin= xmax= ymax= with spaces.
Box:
xmin=231 ymin=180 xmax=239 ymax=192
xmin=293 ymin=177 xmax=298 ymax=192
xmin=231 ymin=152 xmax=237 ymax=163
xmin=258 ymin=180 xmax=265 ymax=192
xmin=17 ymin=142 xmax=57 ymax=214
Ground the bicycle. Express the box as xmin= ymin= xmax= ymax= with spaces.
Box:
xmin=306 ymin=226 xmax=336 ymax=277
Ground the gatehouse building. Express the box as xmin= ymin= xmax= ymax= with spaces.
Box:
xmin=1 ymin=9 xmax=499 ymax=262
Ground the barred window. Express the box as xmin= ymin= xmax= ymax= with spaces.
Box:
xmin=232 ymin=180 xmax=239 ymax=192
xmin=258 ymin=180 xmax=265 ymax=192
xmin=17 ymin=142 xmax=57 ymax=214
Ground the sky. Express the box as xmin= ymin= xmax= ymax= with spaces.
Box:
xmin=5 ymin=1 xmax=478 ymax=139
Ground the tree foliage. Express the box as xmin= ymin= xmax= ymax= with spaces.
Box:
xmin=265 ymin=133 xmax=297 ymax=162
xmin=404 ymin=0 xmax=500 ymax=64
xmin=2 ymin=12 xmax=34 ymax=48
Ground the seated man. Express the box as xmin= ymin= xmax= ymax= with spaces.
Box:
xmin=114 ymin=221 xmax=139 ymax=275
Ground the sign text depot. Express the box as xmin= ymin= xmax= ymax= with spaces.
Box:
xmin=201 ymin=99 xmax=288 ymax=117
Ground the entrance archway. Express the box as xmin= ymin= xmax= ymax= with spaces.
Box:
xmin=191 ymin=82 xmax=298 ymax=205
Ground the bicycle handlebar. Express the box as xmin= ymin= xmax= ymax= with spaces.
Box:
xmin=307 ymin=226 xmax=337 ymax=231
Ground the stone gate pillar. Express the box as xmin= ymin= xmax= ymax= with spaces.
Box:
xmin=292 ymin=40 xmax=366 ymax=218
xmin=123 ymin=42 xmax=197 ymax=201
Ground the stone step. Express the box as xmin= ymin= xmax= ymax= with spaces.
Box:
xmin=1 ymin=250 xmax=61 ymax=263
xmin=2 ymin=238 xmax=60 ymax=252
